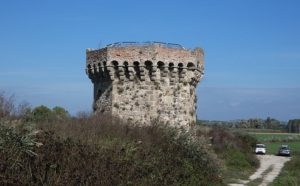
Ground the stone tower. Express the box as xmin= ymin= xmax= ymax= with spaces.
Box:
xmin=86 ymin=42 xmax=204 ymax=127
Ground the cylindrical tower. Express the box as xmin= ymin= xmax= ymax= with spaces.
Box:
xmin=86 ymin=42 xmax=204 ymax=127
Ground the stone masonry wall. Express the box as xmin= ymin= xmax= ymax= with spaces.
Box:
xmin=86 ymin=43 xmax=204 ymax=128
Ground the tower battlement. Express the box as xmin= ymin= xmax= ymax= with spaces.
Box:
xmin=86 ymin=42 xmax=204 ymax=127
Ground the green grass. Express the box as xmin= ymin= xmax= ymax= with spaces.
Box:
xmin=207 ymin=128 xmax=259 ymax=184
xmin=249 ymin=132 xmax=300 ymax=155
xmin=250 ymin=133 xmax=300 ymax=143
xmin=231 ymin=128 xmax=286 ymax=134
xmin=272 ymin=153 xmax=300 ymax=186
xmin=223 ymin=147 xmax=257 ymax=183
xmin=264 ymin=141 xmax=300 ymax=155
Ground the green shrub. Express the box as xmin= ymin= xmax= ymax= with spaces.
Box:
xmin=225 ymin=148 xmax=251 ymax=169
xmin=52 ymin=106 xmax=70 ymax=120
xmin=272 ymin=153 xmax=300 ymax=186
xmin=205 ymin=126 xmax=258 ymax=182
xmin=30 ymin=105 xmax=53 ymax=122
xmin=28 ymin=105 xmax=70 ymax=123
xmin=0 ymin=116 xmax=224 ymax=185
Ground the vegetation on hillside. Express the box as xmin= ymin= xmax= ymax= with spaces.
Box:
xmin=0 ymin=92 xmax=70 ymax=123
xmin=198 ymin=117 xmax=287 ymax=131
xmin=287 ymin=119 xmax=300 ymax=133
xmin=0 ymin=92 xmax=259 ymax=185
xmin=272 ymin=153 xmax=300 ymax=186
xmin=199 ymin=126 xmax=259 ymax=183
xmin=0 ymin=118 xmax=224 ymax=185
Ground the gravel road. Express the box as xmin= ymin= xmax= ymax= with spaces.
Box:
xmin=229 ymin=155 xmax=291 ymax=186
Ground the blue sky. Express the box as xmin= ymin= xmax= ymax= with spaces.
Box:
xmin=0 ymin=0 xmax=299 ymax=121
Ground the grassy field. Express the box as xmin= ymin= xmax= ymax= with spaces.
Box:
xmin=250 ymin=132 xmax=300 ymax=154
xmin=250 ymin=132 xmax=300 ymax=143
xmin=264 ymin=141 xmax=300 ymax=155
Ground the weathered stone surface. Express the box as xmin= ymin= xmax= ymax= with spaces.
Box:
xmin=86 ymin=42 xmax=204 ymax=128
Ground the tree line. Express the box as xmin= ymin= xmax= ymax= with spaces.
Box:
xmin=0 ymin=92 xmax=70 ymax=123
xmin=287 ymin=119 xmax=300 ymax=133
xmin=199 ymin=117 xmax=300 ymax=133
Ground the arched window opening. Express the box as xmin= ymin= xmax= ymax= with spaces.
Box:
xmin=112 ymin=61 xmax=119 ymax=67
xmin=187 ymin=62 xmax=195 ymax=69
xmin=169 ymin=63 xmax=174 ymax=71
xmin=124 ymin=61 xmax=130 ymax=79
xmin=102 ymin=61 xmax=109 ymax=79
xmin=178 ymin=63 xmax=183 ymax=73
xmin=133 ymin=61 xmax=140 ymax=78
xmin=110 ymin=61 xmax=119 ymax=79
xmin=145 ymin=60 xmax=152 ymax=70
xmin=97 ymin=63 xmax=104 ymax=77
xmin=157 ymin=61 xmax=164 ymax=70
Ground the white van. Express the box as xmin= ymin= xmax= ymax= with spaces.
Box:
xmin=255 ymin=144 xmax=266 ymax=154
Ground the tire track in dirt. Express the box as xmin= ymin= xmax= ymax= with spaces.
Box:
xmin=229 ymin=155 xmax=291 ymax=186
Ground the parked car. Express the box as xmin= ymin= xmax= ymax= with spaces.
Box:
xmin=277 ymin=145 xmax=291 ymax=156
xmin=255 ymin=144 xmax=266 ymax=154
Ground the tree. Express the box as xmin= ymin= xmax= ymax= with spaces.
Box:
xmin=16 ymin=101 xmax=32 ymax=120
xmin=248 ymin=118 xmax=264 ymax=129
xmin=0 ymin=92 xmax=15 ymax=119
xmin=30 ymin=105 xmax=54 ymax=122
xmin=52 ymin=106 xmax=70 ymax=120
xmin=287 ymin=119 xmax=300 ymax=133
xmin=264 ymin=117 xmax=281 ymax=129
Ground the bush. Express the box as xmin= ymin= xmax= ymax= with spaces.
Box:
xmin=30 ymin=105 xmax=53 ymax=122
xmin=203 ymin=126 xmax=258 ymax=181
xmin=0 ymin=115 xmax=223 ymax=185
xmin=0 ymin=91 xmax=71 ymax=123
xmin=272 ymin=153 xmax=300 ymax=186
xmin=28 ymin=105 xmax=71 ymax=123
xmin=0 ymin=92 xmax=15 ymax=119
xmin=0 ymin=92 xmax=32 ymax=121
xmin=52 ymin=106 xmax=70 ymax=120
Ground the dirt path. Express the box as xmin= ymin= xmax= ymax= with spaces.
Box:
xmin=229 ymin=155 xmax=291 ymax=186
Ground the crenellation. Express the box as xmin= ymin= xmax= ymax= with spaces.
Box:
xmin=86 ymin=42 xmax=204 ymax=128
